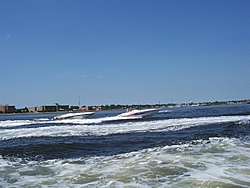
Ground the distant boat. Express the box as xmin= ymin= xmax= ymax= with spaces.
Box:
xmin=117 ymin=108 xmax=161 ymax=119
xmin=52 ymin=112 xmax=95 ymax=120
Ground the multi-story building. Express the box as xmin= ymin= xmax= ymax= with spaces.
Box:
xmin=39 ymin=103 xmax=69 ymax=112
xmin=28 ymin=107 xmax=38 ymax=113
xmin=0 ymin=104 xmax=16 ymax=113
xmin=58 ymin=104 xmax=69 ymax=111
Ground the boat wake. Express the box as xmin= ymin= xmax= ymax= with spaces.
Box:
xmin=0 ymin=115 xmax=250 ymax=141
xmin=1 ymin=105 xmax=250 ymax=187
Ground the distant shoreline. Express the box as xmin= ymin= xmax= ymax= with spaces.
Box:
xmin=0 ymin=110 xmax=97 ymax=116
xmin=1 ymin=102 xmax=249 ymax=116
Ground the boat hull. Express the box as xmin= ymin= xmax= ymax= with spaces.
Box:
xmin=117 ymin=108 xmax=160 ymax=119
xmin=52 ymin=112 xmax=95 ymax=120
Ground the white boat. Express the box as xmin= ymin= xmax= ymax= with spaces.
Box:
xmin=52 ymin=111 xmax=95 ymax=120
xmin=117 ymin=108 xmax=160 ymax=119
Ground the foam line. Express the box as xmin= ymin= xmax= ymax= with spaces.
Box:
xmin=0 ymin=115 xmax=249 ymax=141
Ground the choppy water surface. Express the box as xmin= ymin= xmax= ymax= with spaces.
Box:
xmin=0 ymin=104 xmax=250 ymax=187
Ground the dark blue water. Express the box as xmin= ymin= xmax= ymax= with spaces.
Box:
xmin=1 ymin=104 xmax=249 ymax=160
xmin=1 ymin=104 xmax=250 ymax=187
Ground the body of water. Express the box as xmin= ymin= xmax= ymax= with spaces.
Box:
xmin=0 ymin=104 xmax=250 ymax=187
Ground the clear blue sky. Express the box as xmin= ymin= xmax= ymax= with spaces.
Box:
xmin=0 ymin=1 xmax=249 ymax=108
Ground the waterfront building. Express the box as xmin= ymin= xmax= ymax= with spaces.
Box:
xmin=0 ymin=104 xmax=16 ymax=113
xmin=39 ymin=103 xmax=69 ymax=112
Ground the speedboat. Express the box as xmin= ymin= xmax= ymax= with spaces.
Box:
xmin=52 ymin=111 xmax=95 ymax=120
xmin=117 ymin=108 xmax=160 ymax=119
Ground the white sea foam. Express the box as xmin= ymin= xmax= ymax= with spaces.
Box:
xmin=1 ymin=115 xmax=250 ymax=141
xmin=0 ymin=120 xmax=35 ymax=127
xmin=159 ymin=109 xmax=172 ymax=113
xmin=0 ymin=137 xmax=249 ymax=187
